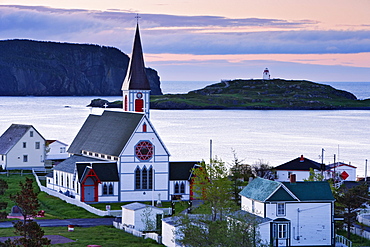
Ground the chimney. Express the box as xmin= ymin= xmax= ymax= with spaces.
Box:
xmin=300 ymin=155 xmax=304 ymax=162
xmin=290 ymin=174 xmax=296 ymax=184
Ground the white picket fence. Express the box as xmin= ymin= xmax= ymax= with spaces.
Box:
xmin=113 ymin=221 xmax=162 ymax=244
xmin=32 ymin=170 xmax=121 ymax=217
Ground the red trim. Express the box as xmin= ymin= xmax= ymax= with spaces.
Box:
xmin=81 ymin=169 xmax=101 ymax=202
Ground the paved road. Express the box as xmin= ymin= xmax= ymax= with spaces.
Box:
xmin=0 ymin=218 xmax=116 ymax=228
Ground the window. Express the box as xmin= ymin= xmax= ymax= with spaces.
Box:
xmin=135 ymin=167 xmax=141 ymax=190
xmin=101 ymin=154 xmax=105 ymax=158
xmin=23 ymin=142 xmax=26 ymax=148
xmin=277 ymin=203 xmax=285 ymax=216
xmin=66 ymin=176 xmax=69 ymax=188
xmin=35 ymin=142 xmax=40 ymax=149
xmin=107 ymin=156 xmax=111 ymax=160
xmin=109 ymin=183 xmax=114 ymax=195
xmin=30 ymin=131 xmax=33 ymax=137
xmin=1 ymin=155 xmax=3 ymax=161
xmin=288 ymin=172 xmax=292 ymax=179
xmin=103 ymin=183 xmax=108 ymax=195
xmin=278 ymin=224 xmax=287 ymax=239
xmin=252 ymin=200 xmax=255 ymax=213
xmin=60 ymin=147 xmax=66 ymax=153
xmin=55 ymin=173 xmax=58 ymax=184
xmin=135 ymin=166 xmax=153 ymax=190
xmin=174 ymin=182 xmax=179 ymax=194
xmin=61 ymin=174 xmax=64 ymax=186
xmin=142 ymin=167 xmax=148 ymax=189
xmin=23 ymin=155 xmax=28 ymax=162
xmin=143 ymin=123 xmax=147 ymax=132
xmin=180 ymin=182 xmax=185 ymax=194
xmin=95 ymin=153 xmax=99 ymax=157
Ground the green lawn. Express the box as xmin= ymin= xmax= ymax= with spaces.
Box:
xmin=0 ymin=225 xmax=161 ymax=246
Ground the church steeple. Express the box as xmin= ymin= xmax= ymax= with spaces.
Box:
xmin=122 ymin=23 xmax=151 ymax=117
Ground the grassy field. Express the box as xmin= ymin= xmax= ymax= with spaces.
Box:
xmin=0 ymin=225 xmax=161 ymax=246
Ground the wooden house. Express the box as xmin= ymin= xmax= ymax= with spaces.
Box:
xmin=239 ymin=177 xmax=335 ymax=247
xmin=0 ymin=124 xmax=45 ymax=170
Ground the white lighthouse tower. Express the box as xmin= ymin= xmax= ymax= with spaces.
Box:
xmin=263 ymin=68 xmax=271 ymax=80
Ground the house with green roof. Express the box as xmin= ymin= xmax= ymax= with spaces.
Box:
xmin=239 ymin=177 xmax=335 ymax=247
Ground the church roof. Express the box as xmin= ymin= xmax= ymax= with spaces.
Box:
xmin=68 ymin=110 xmax=144 ymax=156
xmin=239 ymin=177 xmax=335 ymax=202
xmin=54 ymin=155 xmax=101 ymax=173
xmin=121 ymin=23 xmax=150 ymax=91
xmin=169 ymin=161 xmax=200 ymax=180
xmin=0 ymin=124 xmax=44 ymax=154
xmin=274 ymin=155 xmax=322 ymax=171
xmin=76 ymin=162 xmax=119 ymax=182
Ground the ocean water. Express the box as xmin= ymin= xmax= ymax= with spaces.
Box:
xmin=0 ymin=81 xmax=369 ymax=177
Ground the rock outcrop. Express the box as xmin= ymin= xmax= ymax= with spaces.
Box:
xmin=0 ymin=40 xmax=162 ymax=96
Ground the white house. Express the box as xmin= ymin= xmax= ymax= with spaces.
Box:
xmin=0 ymin=124 xmax=45 ymax=170
xmin=45 ymin=140 xmax=69 ymax=167
xmin=169 ymin=162 xmax=199 ymax=201
xmin=240 ymin=177 xmax=335 ymax=247
xmin=275 ymin=155 xmax=324 ymax=182
xmin=326 ymin=162 xmax=357 ymax=182
xmin=122 ymin=202 xmax=163 ymax=231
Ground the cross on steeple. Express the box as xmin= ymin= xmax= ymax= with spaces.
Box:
xmin=135 ymin=14 xmax=141 ymax=24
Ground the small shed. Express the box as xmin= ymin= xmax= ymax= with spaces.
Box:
xmin=121 ymin=202 xmax=163 ymax=231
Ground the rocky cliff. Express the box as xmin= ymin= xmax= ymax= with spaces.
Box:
xmin=0 ymin=40 xmax=162 ymax=96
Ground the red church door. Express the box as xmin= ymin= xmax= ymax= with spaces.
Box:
xmin=135 ymin=99 xmax=144 ymax=112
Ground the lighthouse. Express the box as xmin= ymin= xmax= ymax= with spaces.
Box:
xmin=263 ymin=68 xmax=271 ymax=80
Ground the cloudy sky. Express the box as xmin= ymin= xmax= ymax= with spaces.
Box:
xmin=0 ymin=1 xmax=369 ymax=82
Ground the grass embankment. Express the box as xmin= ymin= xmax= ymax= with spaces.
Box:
xmin=151 ymin=79 xmax=370 ymax=109
xmin=0 ymin=225 xmax=160 ymax=246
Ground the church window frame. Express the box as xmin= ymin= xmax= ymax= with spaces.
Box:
xmin=103 ymin=183 xmax=108 ymax=195
xmin=135 ymin=167 xmax=141 ymax=190
xmin=109 ymin=183 xmax=114 ymax=195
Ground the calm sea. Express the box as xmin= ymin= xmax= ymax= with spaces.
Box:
xmin=0 ymin=81 xmax=369 ymax=176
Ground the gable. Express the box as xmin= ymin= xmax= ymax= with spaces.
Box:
xmin=0 ymin=124 xmax=43 ymax=154
xmin=77 ymin=162 xmax=119 ymax=182
xmin=275 ymin=156 xmax=322 ymax=171
xmin=239 ymin=177 xmax=281 ymax=202
xmin=68 ymin=110 xmax=143 ymax=156
xmin=267 ymin=187 xmax=298 ymax=201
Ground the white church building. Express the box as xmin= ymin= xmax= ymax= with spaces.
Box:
xmin=46 ymin=23 xmax=197 ymax=203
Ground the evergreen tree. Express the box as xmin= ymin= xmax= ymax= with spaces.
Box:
xmin=8 ymin=177 xmax=50 ymax=246
xmin=0 ymin=178 xmax=8 ymax=220
xmin=335 ymin=182 xmax=370 ymax=238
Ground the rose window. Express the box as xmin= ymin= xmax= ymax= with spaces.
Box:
xmin=135 ymin=141 xmax=154 ymax=160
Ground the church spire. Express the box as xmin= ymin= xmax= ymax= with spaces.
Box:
xmin=122 ymin=22 xmax=151 ymax=117
xmin=122 ymin=23 xmax=150 ymax=91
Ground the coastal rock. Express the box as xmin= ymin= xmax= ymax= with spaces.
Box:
xmin=0 ymin=40 xmax=162 ymax=96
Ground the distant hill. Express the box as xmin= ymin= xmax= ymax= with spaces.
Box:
xmin=0 ymin=39 xmax=162 ymax=96
xmin=149 ymin=79 xmax=370 ymax=110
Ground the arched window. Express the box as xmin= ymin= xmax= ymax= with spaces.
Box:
xmin=143 ymin=123 xmax=147 ymax=132
xmin=180 ymin=182 xmax=185 ymax=194
xmin=103 ymin=183 xmax=108 ymax=195
xmin=142 ymin=167 xmax=148 ymax=189
xmin=61 ymin=174 xmax=64 ymax=186
xmin=109 ymin=183 xmax=114 ymax=195
xmin=55 ymin=173 xmax=58 ymax=185
xmin=67 ymin=176 xmax=69 ymax=188
xmin=174 ymin=182 xmax=179 ymax=194
xmin=135 ymin=167 xmax=141 ymax=190
xmin=148 ymin=166 xmax=153 ymax=190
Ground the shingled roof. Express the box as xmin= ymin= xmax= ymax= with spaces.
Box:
xmin=274 ymin=155 xmax=322 ymax=171
xmin=54 ymin=155 xmax=101 ymax=173
xmin=169 ymin=161 xmax=199 ymax=180
xmin=239 ymin=177 xmax=334 ymax=202
xmin=0 ymin=124 xmax=44 ymax=154
xmin=68 ymin=110 xmax=144 ymax=156
xmin=121 ymin=23 xmax=150 ymax=91
xmin=76 ymin=162 xmax=119 ymax=182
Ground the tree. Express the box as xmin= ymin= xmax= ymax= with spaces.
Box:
xmin=335 ymin=182 xmax=370 ymax=238
xmin=0 ymin=178 xmax=8 ymax=220
xmin=8 ymin=177 xmax=50 ymax=246
xmin=252 ymin=160 xmax=275 ymax=180
xmin=178 ymin=158 xmax=263 ymax=247
xmin=141 ymin=206 xmax=156 ymax=232
xmin=304 ymin=168 xmax=324 ymax=181
xmin=229 ymin=152 xmax=252 ymax=204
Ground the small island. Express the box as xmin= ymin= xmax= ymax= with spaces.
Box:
xmin=89 ymin=79 xmax=370 ymax=110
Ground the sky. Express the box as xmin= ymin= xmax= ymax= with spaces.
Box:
xmin=0 ymin=1 xmax=369 ymax=82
